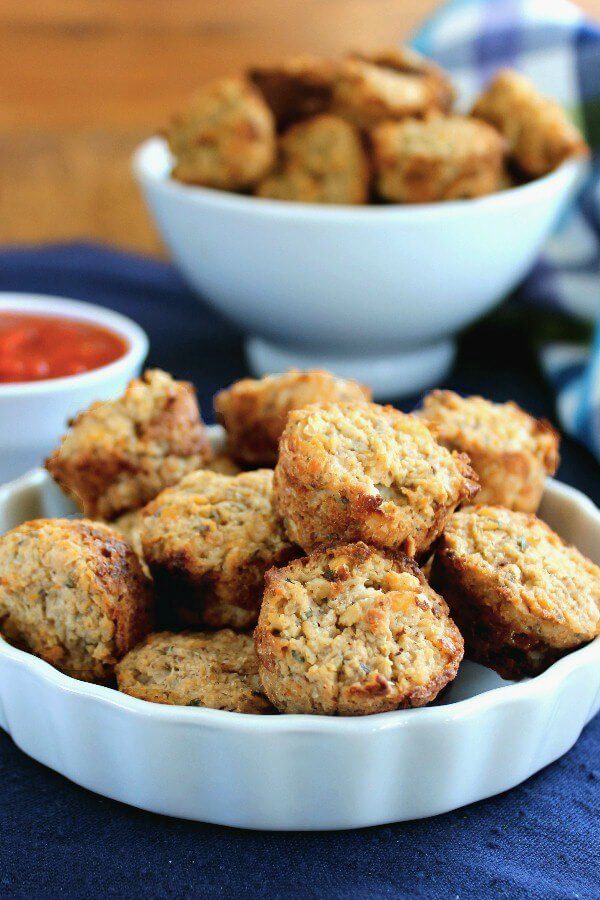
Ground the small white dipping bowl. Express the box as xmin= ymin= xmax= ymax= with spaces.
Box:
xmin=134 ymin=137 xmax=584 ymax=397
xmin=0 ymin=294 xmax=148 ymax=483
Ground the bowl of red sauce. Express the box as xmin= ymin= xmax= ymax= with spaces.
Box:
xmin=0 ymin=294 xmax=148 ymax=482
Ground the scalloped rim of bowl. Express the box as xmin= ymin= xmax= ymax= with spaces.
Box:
xmin=0 ymin=461 xmax=598 ymax=735
xmin=0 ymin=294 xmax=149 ymax=397
xmin=133 ymin=136 xmax=587 ymax=221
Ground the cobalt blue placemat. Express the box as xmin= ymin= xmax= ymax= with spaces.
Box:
xmin=0 ymin=243 xmax=598 ymax=900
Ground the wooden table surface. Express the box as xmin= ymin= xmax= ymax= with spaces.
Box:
xmin=2 ymin=0 xmax=598 ymax=255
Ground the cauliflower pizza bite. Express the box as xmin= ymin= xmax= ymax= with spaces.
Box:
xmin=255 ymin=114 xmax=370 ymax=204
xmin=255 ymin=542 xmax=463 ymax=715
xmin=331 ymin=50 xmax=453 ymax=131
xmin=248 ymin=55 xmax=337 ymax=130
xmin=431 ymin=506 xmax=600 ymax=680
xmin=112 ymin=508 xmax=148 ymax=567
xmin=140 ymin=469 xmax=297 ymax=630
xmin=116 ymin=630 xmax=273 ymax=713
xmin=165 ymin=77 xmax=276 ymax=190
xmin=111 ymin=458 xmax=242 ymax=565
xmin=472 ymin=69 xmax=588 ymax=177
xmin=417 ymin=391 xmax=559 ymax=512
xmin=0 ymin=519 xmax=152 ymax=682
xmin=371 ymin=115 xmax=505 ymax=203
xmin=206 ymin=453 xmax=242 ymax=476
xmin=214 ymin=369 xmax=372 ymax=467
xmin=46 ymin=369 xmax=211 ymax=521
xmin=274 ymin=402 xmax=479 ymax=555
xmin=350 ymin=48 xmax=454 ymax=113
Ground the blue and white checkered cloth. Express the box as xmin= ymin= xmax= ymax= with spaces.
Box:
xmin=413 ymin=0 xmax=600 ymax=462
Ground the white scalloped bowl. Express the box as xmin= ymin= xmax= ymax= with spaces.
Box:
xmin=0 ymin=428 xmax=598 ymax=830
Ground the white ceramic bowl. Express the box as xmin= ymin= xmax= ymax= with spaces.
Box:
xmin=134 ymin=138 xmax=584 ymax=397
xmin=0 ymin=294 xmax=148 ymax=483
xmin=0 ymin=425 xmax=598 ymax=830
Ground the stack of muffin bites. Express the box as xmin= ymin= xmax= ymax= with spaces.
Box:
xmin=0 ymin=366 xmax=598 ymax=716
xmin=163 ymin=46 xmax=588 ymax=205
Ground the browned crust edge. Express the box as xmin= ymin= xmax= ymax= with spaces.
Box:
xmin=430 ymin=539 xmax=565 ymax=679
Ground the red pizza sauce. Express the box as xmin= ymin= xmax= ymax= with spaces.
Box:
xmin=0 ymin=313 xmax=128 ymax=383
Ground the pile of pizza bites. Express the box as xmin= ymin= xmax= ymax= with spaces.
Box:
xmin=163 ymin=47 xmax=588 ymax=205
xmin=0 ymin=368 xmax=598 ymax=716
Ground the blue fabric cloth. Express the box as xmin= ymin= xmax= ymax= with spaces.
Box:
xmin=414 ymin=0 xmax=600 ymax=461
xmin=0 ymin=243 xmax=598 ymax=899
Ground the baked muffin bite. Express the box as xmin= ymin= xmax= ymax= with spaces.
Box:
xmin=116 ymin=630 xmax=273 ymax=712
xmin=255 ymin=114 xmax=370 ymax=204
xmin=111 ymin=457 xmax=242 ymax=563
xmin=274 ymin=402 xmax=479 ymax=555
xmin=255 ymin=542 xmax=463 ymax=715
xmin=215 ymin=369 xmax=372 ymax=467
xmin=248 ymin=55 xmax=337 ymax=129
xmin=472 ymin=69 xmax=588 ymax=177
xmin=417 ymin=390 xmax=559 ymax=512
xmin=371 ymin=115 xmax=505 ymax=203
xmin=207 ymin=453 xmax=242 ymax=476
xmin=46 ymin=369 xmax=212 ymax=521
xmin=431 ymin=506 xmax=600 ymax=679
xmin=331 ymin=49 xmax=453 ymax=131
xmin=112 ymin=508 xmax=147 ymax=566
xmin=0 ymin=519 xmax=152 ymax=682
xmin=350 ymin=48 xmax=454 ymax=112
xmin=140 ymin=468 xmax=297 ymax=630
xmin=166 ymin=77 xmax=276 ymax=190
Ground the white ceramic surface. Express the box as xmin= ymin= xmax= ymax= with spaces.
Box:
xmin=133 ymin=137 xmax=584 ymax=397
xmin=0 ymin=427 xmax=598 ymax=830
xmin=0 ymin=294 xmax=149 ymax=482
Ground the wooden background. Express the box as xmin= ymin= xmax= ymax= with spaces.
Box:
xmin=2 ymin=0 xmax=598 ymax=255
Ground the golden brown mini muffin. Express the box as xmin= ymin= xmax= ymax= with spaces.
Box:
xmin=255 ymin=542 xmax=463 ymax=715
xmin=350 ymin=48 xmax=454 ymax=112
xmin=140 ymin=469 xmax=297 ymax=630
xmin=116 ymin=630 xmax=273 ymax=713
xmin=0 ymin=519 xmax=152 ymax=682
xmin=46 ymin=369 xmax=212 ymax=521
xmin=331 ymin=49 xmax=453 ymax=131
xmin=215 ymin=369 xmax=372 ymax=467
xmin=471 ymin=69 xmax=588 ymax=177
xmin=110 ymin=514 xmax=153 ymax=579
xmin=255 ymin=114 xmax=370 ymax=204
xmin=371 ymin=115 xmax=505 ymax=203
xmin=111 ymin=508 xmax=148 ymax=573
xmin=248 ymin=55 xmax=337 ymax=130
xmin=417 ymin=390 xmax=559 ymax=512
xmin=206 ymin=453 xmax=242 ymax=476
xmin=165 ymin=77 xmax=276 ymax=190
xmin=430 ymin=505 xmax=600 ymax=680
xmin=274 ymin=402 xmax=479 ymax=555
